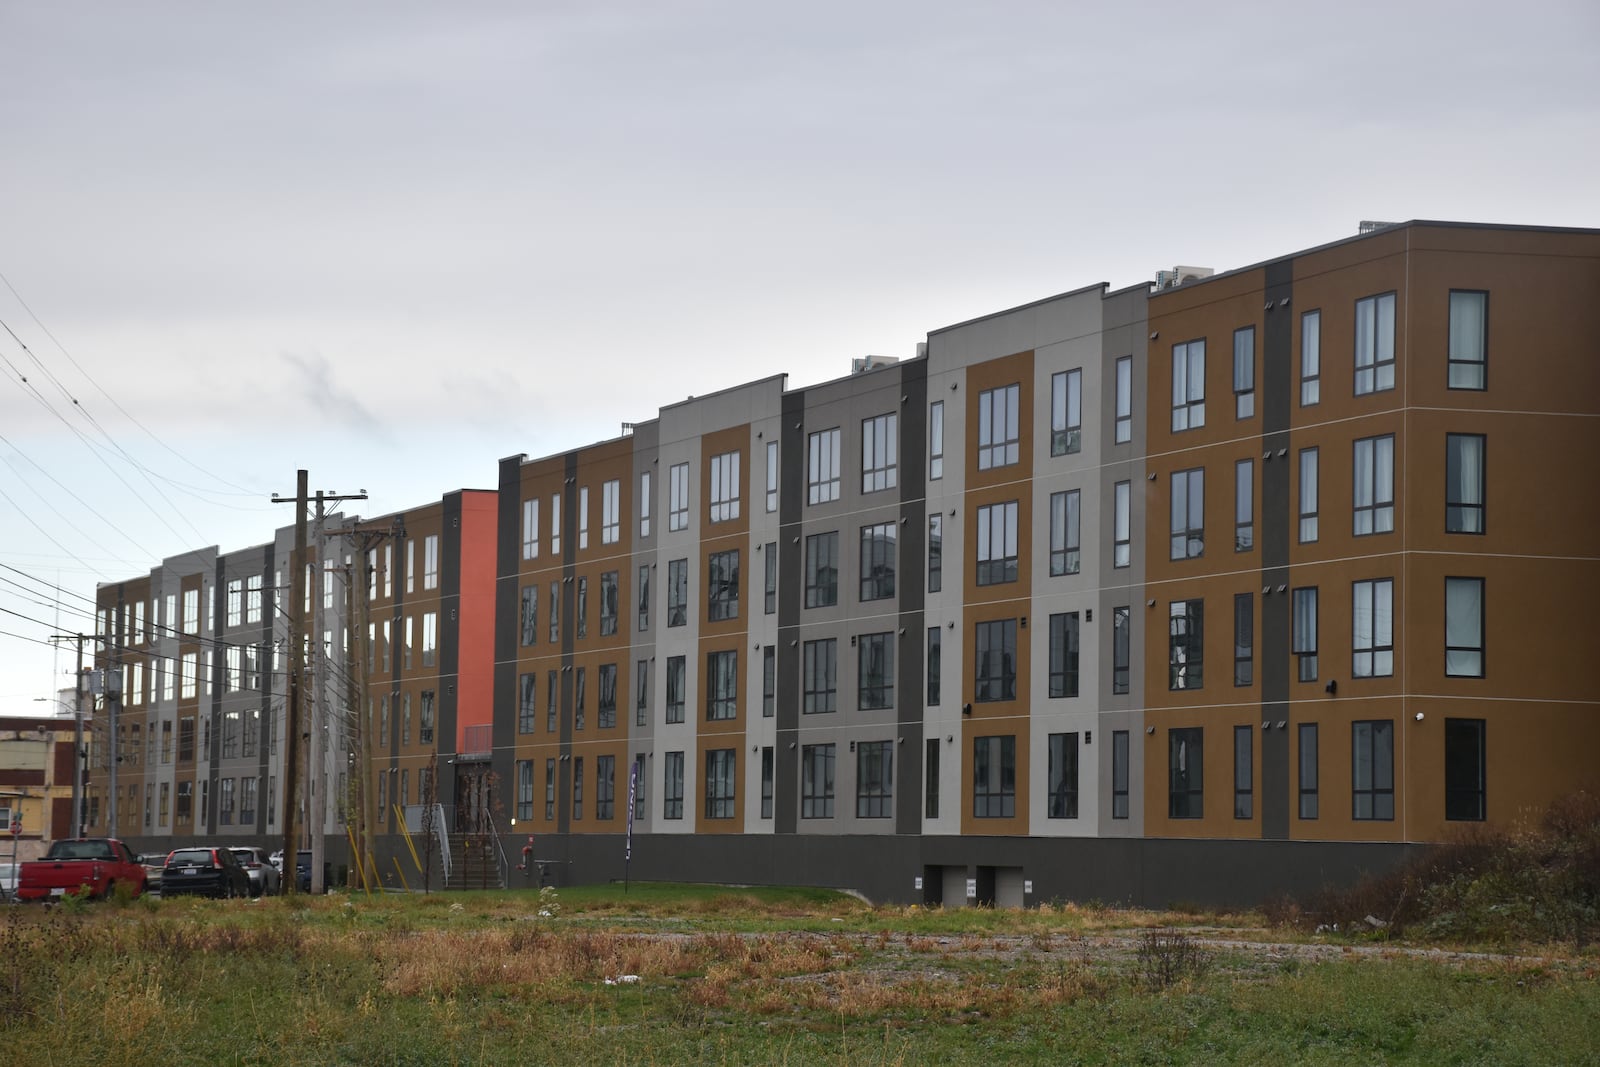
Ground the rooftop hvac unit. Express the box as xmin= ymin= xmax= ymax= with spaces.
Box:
xmin=1358 ymin=220 xmax=1398 ymax=234
xmin=1154 ymin=265 xmax=1214 ymax=290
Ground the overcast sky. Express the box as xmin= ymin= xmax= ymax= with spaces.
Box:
xmin=2 ymin=0 xmax=1596 ymax=717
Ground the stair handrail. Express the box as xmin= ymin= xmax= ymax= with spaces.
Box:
xmin=434 ymin=803 xmax=452 ymax=882
xmin=489 ymin=819 xmax=510 ymax=888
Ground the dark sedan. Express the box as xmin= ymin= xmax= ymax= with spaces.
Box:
xmin=161 ymin=847 xmax=250 ymax=899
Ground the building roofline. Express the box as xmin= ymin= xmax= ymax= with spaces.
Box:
xmin=927 ymin=280 xmax=1112 ymax=339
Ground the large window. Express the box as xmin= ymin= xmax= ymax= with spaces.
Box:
xmin=1299 ymin=448 xmax=1319 ymax=543
xmin=803 ymin=639 xmax=837 ymax=713
xmin=1298 ymin=724 xmax=1319 ymax=820
xmin=1446 ymin=434 xmax=1485 ymax=534
xmin=669 ymin=462 xmax=689 ymax=531
xmin=706 ymin=650 xmax=738 ymax=720
xmin=801 ymin=744 xmax=835 ymax=818
xmin=599 ymin=571 xmax=619 ymax=636
xmin=1047 ymin=732 xmax=1079 ymax=819
xmin=704 ymin=749 xmax=735 ymax=819
xmin=1448 ymin=290 xmax=1487 ymax=390
xmin=926 ymin=627 xmax=941 ymax=706
xmin=804 ymin=531 xmax=839 ymax=608
xmin=1235 ymin=460 xmax=1253 ymax=552
xmin=1233 ymin=327 xmax=1255 ymax=419
xmin=597 ymin=664 xmax=617 ymax=729
xmin=859 ymin=523 xmax=896 ymax=601
xmin=588 ymin=756 xmax=612 ymax=820
xmin=519 ymin=585 xmax=538 ymax=646
xmin=1115 ymin=355 xmax=1132 ymax=444
xmin=1234 ymin=725 xmax=1253 ymax=819
xmin=707 ymin=549 xmax=740 ymax=622
xmin=1170 ymin=467 xmax=1204 ymax=560
xmin=1112 ymin=731 xmax=1130 ymax=819
xmin=927 ymin=515 xmax=942 ymax=592
xmin=1049 ymin=490 xmax=1080 ymax=576
xmin=1444 ymin=718 xmax=1486 ymax=821
xmin=858 ymin=632 xmax=895 ymax=710
xmin=663 ymin=752 xmax=684 ymax=820
xmin=765 ymin=440 xmax=779 ymax=512
xmin=1048 ymin=612 xmax=1079 ymax=698
xmin=1301 ymin=310 xmax=1321 ymax=406
xmin=1168 ymin=727 xmax=1203 ymax=819
xmin=861 ymin=412 xmax=898 ymax=492
xmin=1050 ymin=369 xmax=1082 ymax=456
xmin=1354 ymin=292 xmax=1396 ymax=395
xmin=1113 ymin=606 xmax=1131 ymax=695
xmin=929 ymin=400 xmax=945 ymax=480
xmin=1353 ymin=435 xmax=1395 ymax=535
xmin=1233 ymin=593 xmax=1253 ymax=687
xmin=1114 ymin=481 xmax=1131 ymax=568
xmin=709 ymin=451 xmax=740 ymax=523
xmin=667 ymin=558 xmax=688 ymax=627
xmin=808 ymin=427 xmax=841 ymax=504
xmin=665 ymin=656 xmax=685 ymax=723
xmin=1171 ymin=339 xmax=1205 ymax=431
xmin=977 ymin=383 xmax=1020 ymax=470
xmin=1169 ymin=599 xmax=1203 ymax=691
xmin=1445 ymin=577 xmax=1485 ymax=678
xmin=974 ymin=619 xmax=1017 ymax=703
xmin=601 ymin=480 xmax=620 ymax=544
xmin=1352 ymin=578 xmax=1394 ymax=678
xmin=976 ymin=501 xmax=1019 ymax=585
xmin=1293 ymin=587 xmax=1318 ymax=682
xmin=637 ymin=564 xmax=650 ymax=632
xmin=973 ymin=735 xmax=1016 ymax=818
xmin=1352 ymin=720 xmax=1394 ymax=820
xmin=521 ymin=499 xmax=539 ymax=560
xmin=856 ymin=741 xmax=893 ymax=818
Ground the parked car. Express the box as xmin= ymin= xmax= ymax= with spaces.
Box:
xmin=138 ymin=852 xmax=167 ymax=893
xmin=230 ymin=847 xmax=280 ymax=897
xmin=16 ymin=838 xmax=147 ymax=901
xmin=292 ymin=850 xmax=335 ymax=893
xmin=161 ymin=846 xmax=250 ymax=899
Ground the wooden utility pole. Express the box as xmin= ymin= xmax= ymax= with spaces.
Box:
xmin=337 ymin=518 xmax=400 ymax=891
xmin=50 ymin=633 xmax=89 ymax=837
xmin=273 ymin=471 xmax=308 ymax=893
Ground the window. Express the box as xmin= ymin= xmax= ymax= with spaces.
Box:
xmin=1352 ymin=720 xmax=1394 ymax=820
xmin=765 ymin=440 xmax=779 ymax=512
xmin=219 ymin=778 xmax=235 ymax=826
xmin=804 ymin=532 xmax=839 ymax=608
xmin=238 ymin=779 xmax=254 ymax=826
xmin=973 ymin=735 xmax=1016 ymax=818
xmin=927 ymin=515 xmax=942 ymax=592
xmin=1047 ymin=733 xmax=1079 ymax=818
xmin=707 ymin=549 xmax=740 ymax=622
xmin=1235 ymin=460 xmax=1253 ymax=552
xmin=1354 ymin=292 xmax=1396 ymax=395
xmin=1298 ymin=724 xmax=1319 ymax=819
xmin=1048 ymin=612 xmax=1079 ymax=698
xmin=975 ymin=501 xmax=1019 ymax=585
xmin=221 ymin=711 xmax=239 ymax=758
xmin=575 ymin=667 xmax=587 ymax=730
xmin=1169 ymin=599 xmax=1204 ymax=691
xmin=667 ymin=558 xmax=688 ymax=627
xmin=598 ymin=664 xmax=617 ymax=729
xmin=1232 ymin=725 xmax=1254 ymax=819
xmin=548 ymin=493 xmax=561 ymax=557
xmin=706 ymin=650 xmax=737 ymax=720
xmin=602 ymin=479 xmax=620 ymax=544
xmin=1445 ymin=718 xmax=1486 ymax=821
xmin=807 ymin=428 xmax=841 ymax=504
xmin=857 ymin=632 xmax=895 ymax=710
xmin=669 ymin=462 xmax=689 ymax=531
xmin=404 ymin=543 xmax=414 ymax=596
xmin=181 ymin=652 xmax=197 ymax=699
xmin=663 ymin=752 xmax=685 ymax=819
xmin=422 ymin=612 xmax=437 ymax=667
xmin=1446 ymin=577 xmax=1485 ymax=677
xmin=1353 ymin=435 xmax=1395 ymax=535
xmin=697 ymin=748 xmax=729 ymax=825
xmin=924 ymin=739 xmax=940 ymax=819
xmin=595 ymin=755 xmax=615 ymax=820
xmin=974 ymin=619 xmax=1017 ymax=702
xmin=1114 ymin=481 xmax=1131 ymax=568
xmin=709 ymin=450 xmax=740 ymax=522
xmin=929 ymin=400 xmax=945 ymax=479
xmin=1233 ymin=327 xmax=1255 ymax=419
xmin=571 ymin=757 xmax=583 ymax=820
xmin=1293 ymin=587 xmax=1318 ymax=682
xmin=1448 ymin=290 xmax=1487 ymax=390
xmin=640 ymin=470 xmax=652 ymax=538
xmin=665 ymin=656 xmax=686 ymax=723
xmin=1050 ymin=369 xmax=1082 ymax=455
xmin=762 ymin=647 xmax=775 ymax=717
xmin=637 ymin=564 xmax=650 ymax=632
xmin=546 ymin=670 xmax=557 ymax=733
xmin=516 ymin=761 xmax=534 ymax=821
xmin=183 ymin=588 xmax=198 ymax=634
xmin=420 ymin=690 xmax=435 ymax=743
xmin=1299 ymin=448 xmax=1319 ymax=543
xmin=856 ymin=741 xmax=893 ymax=818
xmin=635 ymin=659 xmax=649 ymax=727
xmin=760 ymin=748 xmax=774 ymax=819
xmin=1352 ymin=578 xmax=1394 ymax=678
xmin=1112 ymin=731 xmax=1130 ymax=819
xmin=861 ymin=412 xmax=898 ymax=492
xmin=226 ymin=579 xmax=242 ymax=627
xmin=519 ymin=586 xmax=538 ymax=646
xmin=519 ymin=673 xmax=536 ymax=734
xmin=1114 ymin=355 xmax=1133 ymax=444
xmin=1170 ymin=468 xmax=1204 ymax=560
xmin=548 ymin=581 xmax=559 ymax=643
xmin=801 ymin=744 xmax=835 ymax=818
xmin=1301 ymin=310 xmax=1321 ymax=406
xmin=977 ymin=383 xmax=1020 ymax=470
xmin=1233 ymin=593 xmax=1253 ymax=687
xmin=859 ymin=523 xmax=896 ymax=601
xmin=578 ymin=486 xmax=589 ymax=550
xmin=545 ymin=759 xmax=556 ymax=820
xmin=600 ymin=571 xmax=619 ymax=636
xmin=1171 ymin=339 xmax=1205 ymax=431
xmin=1446 ymin=434 xmax=1485 ymax=534
xmin=1049 ymin=490 xmax=1080 ymax=576
xmin=803 ymin=639 xmax=837 ymax=713
xmin=764 ymin=543 xmax=777 ymax=614
xmin=577 ymin=577 xmax=588 ymax=639
xmin=1169 ymin=727 xmax=1203 ymax=818
xmin=1113 ymin=606 xmax=1130 ymax=695
xmin=926 ymin=627 xmax=941 ymax=706
xmin=423 ymin=534 xmax=439 ymax=590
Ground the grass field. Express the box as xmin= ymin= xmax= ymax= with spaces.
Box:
xmin=3 ymin=883 xmax=1597 ymax=1065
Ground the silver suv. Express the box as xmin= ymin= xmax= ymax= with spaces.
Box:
xmin=229 ymin=847 xmax=281 ymax=897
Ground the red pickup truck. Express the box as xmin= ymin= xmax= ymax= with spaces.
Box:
xmin=16 ymin=838 xmax=149 ymax=901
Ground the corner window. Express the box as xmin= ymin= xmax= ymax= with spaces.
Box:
xmin=977 ymin=383 xmax=1020 ymax=470
xmin=1354 ymin=292 xmax=1396 ymax=395
xmin=1448 ymin=290 xmax=1487 ymax=390
xmin=1171 ymin=340 xmax=1205 ymax=432
xmin=1050 ymin=369 xmax=1081 ymax=456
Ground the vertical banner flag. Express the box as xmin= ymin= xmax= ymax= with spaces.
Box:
xmin=625 ymin=760 xmax=637 ymax=863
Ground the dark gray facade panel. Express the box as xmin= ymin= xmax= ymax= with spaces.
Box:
xmin=439 ymin=492 xmax=463 ymax=768
xmin=895 ymin=360 xmax=927 ymax=835
xmin=490 ymin=457 xmax=523 ymax=820
xmin=1260 ymin=260 xmax=1295 ymax=840
xmin=775 ymin=388 xmax=808 ymax=834
xmin=558 ymin=452 xmax=579 ymax=835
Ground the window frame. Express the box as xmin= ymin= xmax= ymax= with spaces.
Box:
xmin=929 ymin=400 xmax=945 ymax=480
xmin=974 ymin=619 xmax=1017 ymax=703
xmin=665 ymin=656 xmax=685 ymax=724
xmin=855 ymin=740 xmax=893 ymax=819
xmin=1233 ymin=725 xmax=1253 ymax=820
xmin=706 ymin=548 xmax=740 ymax=623
xmin=666 ymin=558 xmax=688 ymax=627
xmin=927 ymin=514 xmax=942 ymax=593
xmin=804 ymin=531 xmax=839 ymax=608
xmin=1168 ymin=727 xmax=1203 ymax=819
xmin=1445 ymin=576 xmax=1485 ymax=678
xmin=1298 ymin=723 xmax=1319 ymax=820
xmin=1114 ymin=355 xmax=1132 ymax=444
xmin=1113 ymin=480 xmax=1131 ymax=568
xmin=1168 ymin=599 xmax=1204 ymax=691
xmin=1234 ymin=459 xmax=1253 ymax=552
xmin=1293 ymin=587 xmax=1319 ymax=682
xmin=663 ymin=751 xmax=684 ymax=820
xmin=1049 ymin=489 xmax=1080 ymax=576
xmin=703 ymin=748 xmax=735 ymax=820
xmin=1169 ymin=467 xmax=1204 ymax=560
xmin=1233 ymin=326 xmax=1255 ymax=419
xmin=1445 ymin=433 xmax=1486 ymax=534
xmin=1047 ymin=612 xmax=1079 ymax=699
xmin=975 ymin=500 xmax=1019 ymax=585
xmin=705 ymin=649 xmax=738 ymax=721
xmin=1351 ymin=719 xmax=1395 ymax=821
xmin=860 ymin=412 xmax=898 ymax=493
xmin=857 ymin=631 xmax=895 ymax=710
xmin=1112 ymin=730 xmax=1130 ymax=819
xmin=972 ymin=735 xmax=1016 ymax=818
xmin=668 ymin=462 xmax=689 ymax=532
xmin=801 ymin=743 xmax=836 ymax=819
xmin=1299 ymin=447 xmax=1319 ymax=544
xmin=1233 ymin=592 xmax=1253 ymax=688
xmin=1351 ymin=578 xmax=1394 ymax=679
xmin=977 ymin=383 xmax=1021 ymax=470
xmin=708 ymin=450 xmax=741 ymax=524
xmin=1447 ymin=289 xmax=1488 ymax=391
xmin=803 ymin=638 xmax=837 ymax=714
xmin=1300 ymin=309 xmax=1321 ymax=406
xmin=1170 ymin=339 xmax=1206 ymax=432
xmin=1112 ymin=606 xmax=1130 ymax=696
xmin=1050 ymin=369 xmax=1082 ymax=456
xmin=1354 ymin=291 xmax=1397 ymax=396
xmin=1047 ymin=732 xmax=1079 ymax=819
xmin=1353 ymin=434 xmax=1396 ymax=536
xmin=1444 ymin=718 xmax=1486 ymax=821
xmin=858 ymin=522 xmax=897 ymax=602
xmin=807 ymin=427 xmax=842 ymax=505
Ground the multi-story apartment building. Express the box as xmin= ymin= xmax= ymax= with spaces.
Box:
xmin=80 ymin=221 xmax=1600 ymax=905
